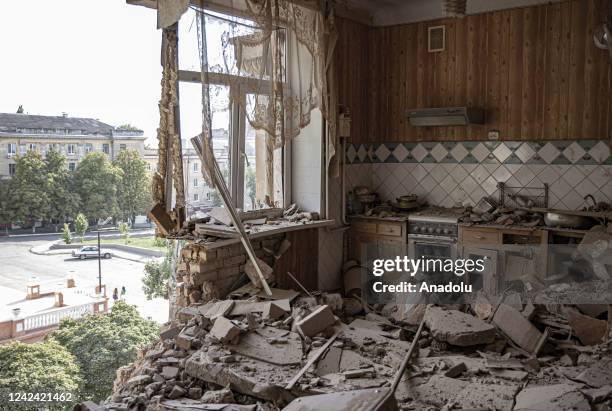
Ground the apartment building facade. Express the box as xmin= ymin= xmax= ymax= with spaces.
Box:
xmin=0 ymin=112 xmax=147 ymax=178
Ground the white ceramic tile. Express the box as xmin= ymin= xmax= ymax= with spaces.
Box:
xmin=515 ymin=165 xmax=536 ymax=186
xmin=472 ymin=164 xmax=490 ymax=184
xmin=527 ymin=175 xmax=543 ymax=188
xmin=550 ymin=178 xmax=572 ymax=199
xmin=471 ymin=143 xmax=490 ymax=163
xmin=429 ymin=185 xmax=448 ymax=204
xmin=392 ymin=164 xmax=410 ymax=182
xmin=538 ymin=142 xmax=560 ymax=164
xmin=573 ymin=177 xmax=598 ymax=198
xmin=483 ymin=163 xmax=500 ymax=175
xmin=462 ymin=164 xmax=478 ymax=173
xmin=492 ymin=165 xmax=512 ymax=182
xmin=563 ymin=142 xmax=586 ymax=163
xmin=420 ymin=174 xmax=437 ymax=191
xmin=469 ymin=186 xmax=487 ymax=205
xmin=412 ymin=164 xmax=428 ymax=182
xmin=575 ymin=165 xmax=597 ymax=177
xmin=411 ymin=144 xmax=428 ymax=162
xmin=440 ymin=174 xmax=457 ymax=194
xmin=493 ymin=143 xmax=512 ymax=163
xmin=392 ymin=144 xmax=409 ymax=162
xmin=451 ymin=165 xmax=469 ymax=184
xmin=448 ymin=187 xmax=469 ymax=204
xmin=482 ymin=176 xmax=499 ymax=195
xmin=401 ymin=174 xmax=419 ymax=193
xmin=346 ymin=145 xmax=356 ymax=163
xmin=422 ymin=163 xmax=437 ymax=172
xmin=439 ymin=196 xmax=456 ymax=208
xmin=441 ymin=163 xmax=458 ymax=174
xmin=450 ymin=143 xmax=469 ymax=162
xmin=431 ymin=143 xmax=449 ymax=162
xmin=515 ymin=143 xmax=536 ymax=163
xmin=430 ymin=165 xmax=448 ymax=183
xmin=357 ymin=145 xmax=368 ymax=162
xmin=412 ymin=183 xmax=428 ymax=197
xmin=588 ymin=166 xmax=611 ymax=188
xmin=461 ymin=175 xmax=479 ymax=195
xmin=505 ymin=176 xmax=521 ymax=188
xmin=589 ymin=141 xmax=611 ymax=163
xmin=505 ymin=164 xmax=522 ymax=176
xmin=560 ymin=166 xmax=585 ymax=188
xmin=375 ymin=144 xmax=391 ymax=162
xmin=562 ymin=189 xmax=585 ymax=210
xmin=535 ymin=166 xmax=559 ymax=184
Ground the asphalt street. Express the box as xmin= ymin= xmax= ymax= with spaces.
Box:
xmin=0 ymin=236 xmax=169 ymax=323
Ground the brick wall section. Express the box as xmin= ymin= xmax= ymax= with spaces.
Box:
xmin=175 ymin=236 xmax=283 ymax=308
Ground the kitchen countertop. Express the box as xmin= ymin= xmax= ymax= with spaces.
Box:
xmin=458 ymin=221 xmax=591 ymax=234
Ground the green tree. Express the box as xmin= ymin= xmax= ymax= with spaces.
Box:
xmin=116 ymin=124 xmax=142 ymax=132
xmin=73 ymin=152 xmax=122 ymax=223
xmin=44 ymin=149 xmax=80 ymax=230
xmin=142 ymin=240 xmax=172 ymax=300
xmin=113 ymin=149 xmax=151 ymax=223
xmin=74 ymin=213 xmax=88 ymax=242
xmin=51 ymin=301 xmax=159 ymax=402
xmin=0 ymin=180 xmax=13 ymax=235
xmin=61 ymin=223 xmax=72 ymax=244
xmin=118 ymin=221 xmax=130 ymax=244
xmin=9 ymin=151 xmax=50 ymax=233
xmin=0 ymin=340 xmax=82 ymax=409
xmin=245 ymin=167 xmax=256 ymax=210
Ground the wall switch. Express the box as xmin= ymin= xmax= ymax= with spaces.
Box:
xmin=488 ymin=130 xmax=500 ymax=140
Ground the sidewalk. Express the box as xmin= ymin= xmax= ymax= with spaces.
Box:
xmin=30 ymin=241 xmax=162 ymax=264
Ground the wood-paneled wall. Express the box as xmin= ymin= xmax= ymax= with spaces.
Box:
xmin=335 ymin=0 xmax=612 ymax=144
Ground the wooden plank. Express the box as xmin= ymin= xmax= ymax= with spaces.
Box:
xmin=508 ymin=9 xmax=524 ymax=140
xmin=498 ymin=10 xmax=511 ymax=139
xmin=568 ymin=0 xmax=587 ymax=139
xmin=273 ymin=228 xmax=319 ymax=291
xmin=454 ymin=17 xmax=468 ymax=141
xmin=557 ymin=1 xmax=572 ymax=139
xmin=520 ymin=6 xmax=538 ymax=140
xmin=543 ymin=2 xmax=561 ymax=138
xmin=582 ymin=0 xmax=599 ymax=138
xmin=486 ymin=11 xmax=503 ymax=134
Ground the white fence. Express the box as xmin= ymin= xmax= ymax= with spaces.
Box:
xmin=22 ymin=303 xmax=94 ymax=332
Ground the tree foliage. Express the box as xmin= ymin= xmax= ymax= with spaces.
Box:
xmin=142 ymin=240 xmax=173 ymax=300
xmin=0 ymin=340 xmax=82 ymax=409
xmin=51 ymin=301 xmax=159 ymax=402
xmin=8 ymin=151 xmax=50 ymax=231
xmin=0 ymin=180 xmax=13 ymax=233
xmin=113 ymin=149 xmax=151 ymax=223
xmin=73 ymin=152 xmax=122 ymax=222
xmin=118 ymin=221 xmax=130 ymax=244
xmin=44 ymin=149 xmax=80 ymax=227
xmin=74 ymin=213 xmax=88 ymax=242
xmin=61 ymin=223 xmax=72 ymax=244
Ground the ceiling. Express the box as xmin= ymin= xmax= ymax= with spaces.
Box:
xmin=335 ymin=0 xmax=565 ymax=26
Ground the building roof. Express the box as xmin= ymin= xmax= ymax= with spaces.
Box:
xmin=0 ymin=113 xmax=117 ymax=135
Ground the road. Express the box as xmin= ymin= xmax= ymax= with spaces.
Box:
xmin=0 ymin=236 xmax=169 ymax=324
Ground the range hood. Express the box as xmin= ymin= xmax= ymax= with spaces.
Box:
xmin=407 ymin=107 xmax=485 ymax=126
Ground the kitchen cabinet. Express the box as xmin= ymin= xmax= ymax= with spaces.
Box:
xmin=458 ymin=225 xmax=549 ymax=294
xmin=349 ymin=217 xmax=408 ymax=264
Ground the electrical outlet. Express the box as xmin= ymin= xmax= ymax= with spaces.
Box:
xmin=488 ymin=130 xmax=500 ymax=140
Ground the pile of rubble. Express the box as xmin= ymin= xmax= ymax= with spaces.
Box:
xmin=76 ymin=281 xmax=612 ymax=411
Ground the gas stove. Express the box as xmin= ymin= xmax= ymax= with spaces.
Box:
xmin=408 ymin=207 xmax=464 ymax=238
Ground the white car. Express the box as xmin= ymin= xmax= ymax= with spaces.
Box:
xmin=72 ymin=246 xmax=112 ymax=260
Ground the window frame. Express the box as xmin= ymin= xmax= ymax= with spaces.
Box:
xmin=8 ymin=163 xmax=16 ymax=176
xmin=177 ymin=11 xmax=291 ymax=211
xmin=7 ymin=143 xmax=16 ymax=156
xmin=67 ymin=144 xmax=76 ymax=155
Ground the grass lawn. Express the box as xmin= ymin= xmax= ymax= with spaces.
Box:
xmin=81 ymin=236 xmax=166 ymax=251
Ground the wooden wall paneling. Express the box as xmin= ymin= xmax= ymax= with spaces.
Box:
xmin=534 ymin=5 xmax=548 ymax=140
xmin=486 ymin=11 xmax=503 ymax=135
xmin=521 ymin=6 xmax=538 ymax=139
xmin=404 ymin=24 xmax=418 ymax=139
xmin=544 ymin=3 xmax=562 ymax=138
xmin=498 ymin=11 xmax=512 ymax=140
xmin=568 ymin=0 xmax=586 ymax=139
xmin=453 ymin=17 xmax=468 ymax=141
xmin=583 ymin=0 xmax=599 ymax=138
xmin=508 ymin=9 xmax=524 ymax=140
xmin=273 ymin=229 xmax=318 ymax=291
xmin=594 ymin=1 xmax=611 ymax=139
xmin=415 ymin=22 xmax=428 ymax=141
xmin=558 ymin=1 xmax=572 ymax=139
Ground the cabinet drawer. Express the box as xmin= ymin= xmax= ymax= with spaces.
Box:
xmin=377 ymin=223 xmax=403 ymax=237
xmin=462 ymin=229 xmax=500 ymax=245
xmin=352 ymin=221 xmax=378 ymax=234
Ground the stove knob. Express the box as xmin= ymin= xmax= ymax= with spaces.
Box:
xmin=427 ymin=227 xmax=434 ymax=234
xmin=443 ymin=228 xmax=451 ymax=235
xmin=435 ymin=228 xmax=442 ymax=234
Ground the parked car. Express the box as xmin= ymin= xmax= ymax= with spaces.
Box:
xmin=72 ymin=246 xmax=112 ymax=260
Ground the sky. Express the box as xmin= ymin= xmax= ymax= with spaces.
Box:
xmin=0 ymin=0 xmax=162 ymax=144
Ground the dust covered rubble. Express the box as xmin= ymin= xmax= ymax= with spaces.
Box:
xmin=76 ymin=290 xmax=612 ymax=411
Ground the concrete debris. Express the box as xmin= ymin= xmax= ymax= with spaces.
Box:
xmin=514 ymin=384 xmax=590 ymax=411
xmin=564 ymin=306 xmax=607 ymax=345
xmin=296 ymin=305 xmax=336 ymax=338
xmin=91 ymin=282 xmax=612 ymax=411
xmin=424 ymin=306 xmax=496 ymax=346
xmin=210 ymin=316 xmax=242 ymax=344
xmin=493 ymin=303 xmax=542 ymax=353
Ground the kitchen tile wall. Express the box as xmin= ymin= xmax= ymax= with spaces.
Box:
xmin=346 ymin=140 xmax=612 ymax=210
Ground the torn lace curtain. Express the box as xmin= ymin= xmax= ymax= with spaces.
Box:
xmin=193 ymin=0 xmax=338 ymax=205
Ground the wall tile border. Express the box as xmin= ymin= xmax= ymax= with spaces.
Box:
xmin=346 ymin=140 xmax=612 ymax=165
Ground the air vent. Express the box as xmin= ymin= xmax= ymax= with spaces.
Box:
xmin=428 ymin=25 xmax=445 ymax=53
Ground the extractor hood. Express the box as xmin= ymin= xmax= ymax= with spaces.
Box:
xmin=406 ymin=107 xmax=485 ymax=126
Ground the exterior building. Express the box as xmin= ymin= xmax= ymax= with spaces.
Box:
xmin=0 ymin=112 xmax=147 ymax=179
